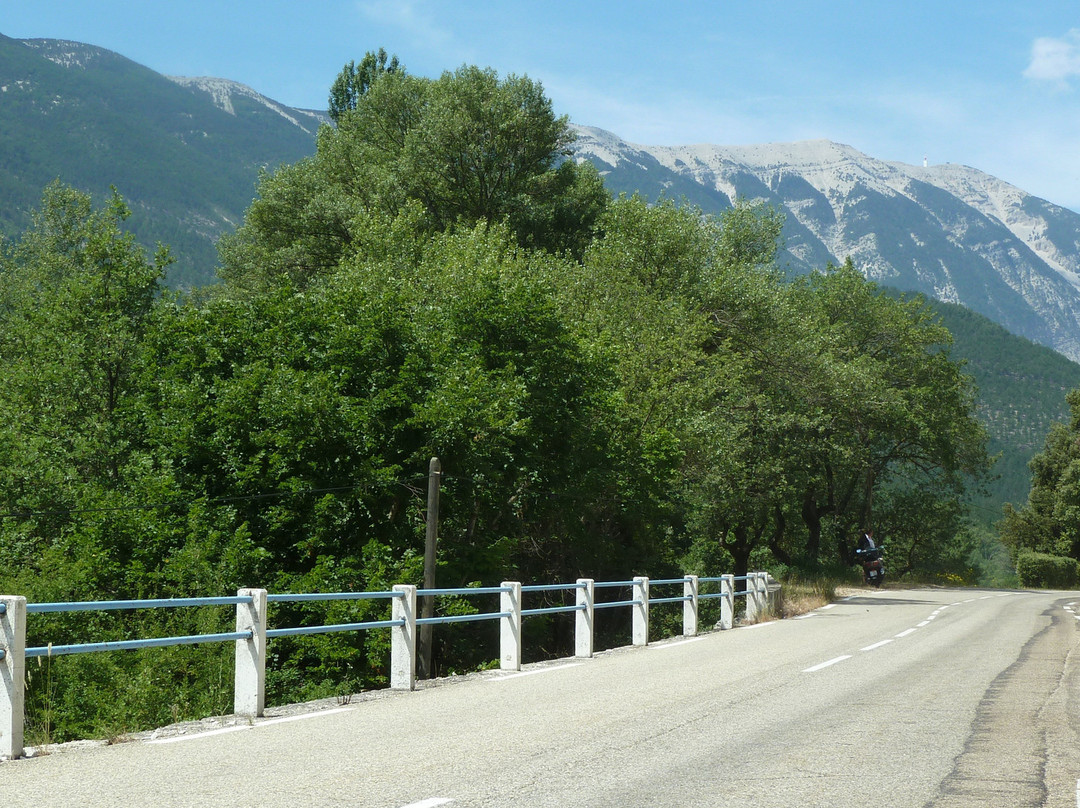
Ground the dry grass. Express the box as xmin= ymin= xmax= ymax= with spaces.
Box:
xmin=777 ymin=576 xmax=840 ymax=619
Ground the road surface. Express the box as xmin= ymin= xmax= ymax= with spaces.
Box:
xmin=2 ymin=587 xmax=1078 ymax=807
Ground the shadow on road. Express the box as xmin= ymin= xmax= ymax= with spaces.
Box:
xmin=838 ymin=595 xmax=939 ymax=607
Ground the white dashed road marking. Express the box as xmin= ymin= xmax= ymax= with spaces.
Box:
xmin=861 ymin=639 xmax=893 ymax=652
xmin=803 ymin=655 xmax=851 ymax=673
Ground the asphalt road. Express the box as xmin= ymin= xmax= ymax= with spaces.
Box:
xmin=3 ymin=587 xmax=1078 ymax=808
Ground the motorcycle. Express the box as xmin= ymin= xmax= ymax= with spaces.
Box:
xmin=855 ymin=546 xmax=885 ymax=587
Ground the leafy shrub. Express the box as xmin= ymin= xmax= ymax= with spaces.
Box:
xmin=1015 ymin=550 xmax=1080 ymax=589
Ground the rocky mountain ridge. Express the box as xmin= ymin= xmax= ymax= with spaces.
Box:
xmin=573 ymin=126 xmax=1080 ymax=361
xmin=166 ymin=75 xmax=329 ymax=133
xmin=8 ymin=32 xmax=1080 ymax=364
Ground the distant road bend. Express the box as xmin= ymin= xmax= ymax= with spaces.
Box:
xmin=3 ymin=587 xmax=1079 ymax=808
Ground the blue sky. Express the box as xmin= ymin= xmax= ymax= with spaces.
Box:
xmin=4 ymin=1 xmax=1080 ymax=210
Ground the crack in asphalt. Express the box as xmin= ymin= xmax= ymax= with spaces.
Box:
xmin=924 ymin=601 xmax=1078 ymax=808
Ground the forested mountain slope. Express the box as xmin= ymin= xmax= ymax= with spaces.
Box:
xmin=0 ymin=34 xmax=322 ymax=286
xmin=927 ymin=298 xmax=1080 ymax=516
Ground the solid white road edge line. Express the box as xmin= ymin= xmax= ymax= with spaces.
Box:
xmin=802 ymin=655 xmax=852 ymax=673
xmin=400 ymin=799 xmax=454 ymax=808
xmin=651 ymin=637 xmax=707 ymax=650
xmin=491 ymin=663 xmax=584 ymax=681
xmin=149 ymin=725 xmax=252 ymax=744
xmin=258 ymin=708 xmax=353 ymax=726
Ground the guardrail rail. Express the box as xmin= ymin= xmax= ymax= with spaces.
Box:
xmin=0 ymin=572 xmax=778 ymax=759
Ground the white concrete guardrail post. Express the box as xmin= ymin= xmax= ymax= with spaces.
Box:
xmin=765 ymin=573 xmax=782 ymax=615
xmin=0 ymin=596 xmax=26 ymax=760
xmin=757 ymin=572 xmax=770 ymax=617
xmin=632 ymin=577 xmax=649 ymax=646
xmin=234 ymin=588 xmax=268 ymax=718
xmin=720 ymin=574 xmax=734 ymax=629
xmin=683 ymin=575 xmax=699 ymax=637
xmin=575 ymin=578 xmax=594 ymax=658
xmin=391 ymin=584 xmax=417 ymax=690
xmin=747 ymin=572 xmax=765 ymax=622
xmin=500 ymin=581 xmax=522 ymax=671
xmin=743 ymin=574 xmax=758 ymax=623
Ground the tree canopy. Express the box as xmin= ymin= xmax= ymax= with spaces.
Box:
xmin=328 ymin=48 xmax=402 ymax=123
xmin=220 ymin=63 xmax=608 ymax=293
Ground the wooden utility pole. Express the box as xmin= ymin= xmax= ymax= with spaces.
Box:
xmin=418 ymin=457 xmax=440 ymax=679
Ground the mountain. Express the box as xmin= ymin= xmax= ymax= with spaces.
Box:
xmin=573 ymin=126 xmax=1080 ymax=363
xmin=8 ymin=33 xmax=1080 ymax=364
xmin=0 ymin=34 xmax=323 ymax=287
xmin=922 ymin=297 xmax=1080 ymax=515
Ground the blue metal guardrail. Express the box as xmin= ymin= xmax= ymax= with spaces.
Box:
xmin=24 ymin=596 xmax=256 ymax=659
xmin=1 ymin=572 xmax=774 ymax=759
xmin=17 ymin=576 xmax=754 ymax=661
xmin=521 ymin=582 xmax=588 ymax=617
xmin=18 ymin=584 xmax=593 ymax=657
xmin=266 ymin=591 xmax=405 ymax=638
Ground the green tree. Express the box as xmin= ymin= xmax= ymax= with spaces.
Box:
xmin=0 ymin=185 xmax=242 ymax=742
xmin=792 ymin=261 xmax=992 ymax=572
xmin=328 ymin=48 xmax=402 ymax=123
xmin=1000 ymin=388 xmax=1080 ymax=562
xmin=0 ymin=182 xmax=171 ymax=596
xmin=563 ymin=195 xmax=799 ymax=579
xmin=220 ymin=64 xmax=608 ymax=292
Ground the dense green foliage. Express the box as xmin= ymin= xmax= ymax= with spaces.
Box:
xmin=328 ymin=48 xmax=402 ymax=123
xmin=1000 ymin=389 xmax=1080 ymax=578
xmin=3 ymin=34 xmax=1064 ymax=539
xmin=0 ymin=61 xmax=995 ymax=743
xmin=1014 ymin=550 xmax=1080 ymax=588
xmin=218 ymin=63 xmax=608 ymax=293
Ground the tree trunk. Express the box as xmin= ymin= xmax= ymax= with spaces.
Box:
xmin=769 ymin=506 xmax=792 ymax=565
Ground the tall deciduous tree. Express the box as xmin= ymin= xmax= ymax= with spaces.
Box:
xmin=0 ymin=182 xmax=171 ymax=595
xmin=328 ymin=48 xmax=402 ymax=124
xmin=220 ymin=65 xmax=608 ymax=292
xmin=792 ymin=261 xmax=991 ymax=572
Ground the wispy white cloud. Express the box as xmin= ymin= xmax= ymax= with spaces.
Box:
xmin=1023 ymin=29 xmax=1080 ymax=86
xmin=356 ymin=0 xmax=453 ymax=51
